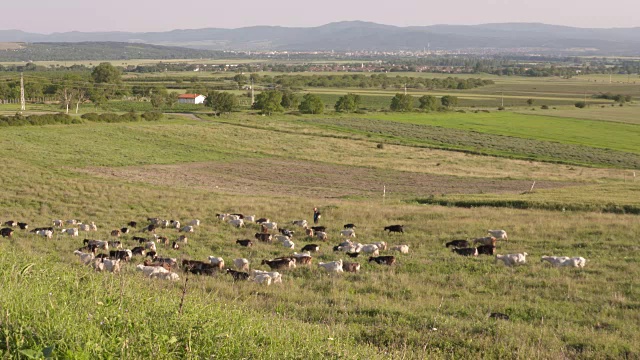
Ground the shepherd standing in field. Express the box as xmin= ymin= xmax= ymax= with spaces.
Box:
xmin=313 ymin=207 xmax=321 ymax=224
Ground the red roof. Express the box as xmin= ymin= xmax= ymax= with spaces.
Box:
xmin=178 ymin=94 xmax=202 ymax=99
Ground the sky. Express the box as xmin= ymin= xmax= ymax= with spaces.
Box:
xmin=3 ymin=0 xmax=639 ymax=33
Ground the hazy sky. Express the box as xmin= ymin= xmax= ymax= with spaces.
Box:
xmin=3 ymin=0 xmax=639 ymax=33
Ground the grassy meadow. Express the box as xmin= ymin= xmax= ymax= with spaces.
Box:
xmin=1 ymin=70 xmax=640 ymax=358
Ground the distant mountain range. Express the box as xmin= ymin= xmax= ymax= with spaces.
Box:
xmin=2 ymin=21 xmax=640 ymax=55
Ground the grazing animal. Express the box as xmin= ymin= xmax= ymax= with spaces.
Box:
xmin=84 ymin=239 xmax=109 ymax=250
xmin=226 ymin=268 xmax=250 ymax=281
xmin=291 ymin=252 xmax=312 ymax=265
xmin=282 ymin=239 xmax=295 ymax=249
xmin=230 ymin=213 xmax=244 ymax=219
xmin=244 ymin=216 xmax=255 ymax=223
xmin=495 ymin=253 xmax=528 ymax=266
xmin=236 ymin=239 xmax=253 ymax=247
xmin=488 ymin=230 xmax=508 ymax=241
xmin=280 ymin=228 xmax=295 ymax=237
xmin=109 ymin=250 xmax=132 ymax=261
xmin=133 ymin=236 xmax=148 ymax=243
xmin=233 ymin=258 xmax=250 ymax=271
xmin=445 ymin=240 xmax=470 ymax=248
xmin=110 ymin=229 xmax=121 ymax=237
xmin=136 ymin=264 xmax=169 ymax=277
xmin=360 ymin=244 xmax=380 ymax=255
xmin=102 ymin=259 xmax=121 ymax=273
xmin=178 ymin=235 xmax=188 ymax=244
xmin=53 ymin=220 xmax=63 ymax=227
xmin=208 ymin=256 xmax=225 ymax=270
xmin=17 ymin=222 xmax=28 ymax=230
xmin=489 ymin=312 xmax=510 ymax=320
xmin=36 ymin=230 xmax=53 ymax=239
xmin=315 ymin=231 xmax=328 ymax=241
xmin=384 ymin=225 xmax=404 ymax=234
xmin=255 ymin=218 xmax=269 ymax=224
xmin=252 ymin=270 xmax=282 ymax=283
xmin=1 ymin=228 xmax=14 ymax=238
xmin=476 ymin=245 xmax=496 ymax=256
xmin=150 ymin=271 xmax=180 ymax=281
xmin=343 ymin=223 xmax=356 ymax=229
xmin=180 ymin=225 xmax=195 ymax=233
xmin=342 ymin=262 xmax=360 ymax=272
xmin=292 ymin=220 xmax=308 ymax=228
xmin=372 ymin=241 xmax=388 ymax=251
xmin=274 ymin=234 xmax=291 ymax=243
xmin=127 ymin=221 xmax=137 ymax=228
xmin=305 ymin=227 xmax=314 ymax=237
xmin=261 ymin=258 xmax=295 ymax=270
xmin=4 ymin=220 xmax=17 ymax=227
xmin=66 ymin=219 xmax=79 ymax=225
xmin=228 ymin=219 xmax=244 ymax=228
xmin=369 ymin=256 xmax=396 ymax=265
xmin=142 ymin=260 xmax=172 ymax=271
xmin=253 ymin=274 xmax=272 ymax=285
xmin=146 ymin=251 xmax=157 ymax=259
xmin=131 ymin=247 xmax=146 ymax=256
xmin=120 ymin=227 xmax=129 ymax=234
xmin=143 ymin=224 xmax=156 ymax=233
xmin=261 ymin=222 xmax=278 ymax=231
xmin=108 ymin=241 xmax=123 ymax=249
xmin=346 ymin=252 xmax=360 ymax=258
xmin=145 ymin=241 xmax=157 ymax=252
xmin=541 ymin=256 xmax=586 ymax=268
xmin=254 ymin=233 xmax=272 ymax=243
xmin=318 ymin=260 xmax=344 ymax=273
xmin=32 ymin=227 xmax=54 ymax=232
xmin=390 ymin=245 xmax=410 ymax=254
xmin=61 ymin=228 xmax=79 ymax=237
xmin=473 ymin=236 xmax=497 ymax=246
xmin=452 ymin=248 xmax=478 ymax=256
xmin=155 ymin=235 xmax=169 ymax=246
xmin=170 ymin=220 xmax=181 ymax=229
xmin=301 ymin=244 xmax=319 ymax=252
xmin=340 ymin=229 xmax=356 ymax=238
xmin=171 ymin=242 xmax=180 ymax=250
xmin=311 ymin=226 xmax=326 ymax=232
xmin=79 ymin=223 xmax=91 ymax=232
xmin=73 ymin=250 xmax=95 ymax=265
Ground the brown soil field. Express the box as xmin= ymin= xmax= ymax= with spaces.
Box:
xmin=76 ymin=158 xmax=580 ymax=199
xmin=0 ymin=42 xmax=24 ymax=50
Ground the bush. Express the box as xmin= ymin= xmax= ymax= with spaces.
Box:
xmin=81 ymin=112 xmax=141 ymax=123
xmin=376 ymin=143 xmax=385 ymax=149
xmin=141 ymin=112 xmax=163 ymax=121
xmin=0 ymin=113 xmax=79 ymax=127
xmin=575 ymin=101 xmax=586 ymax=109
xmin=541 ymin=105 xmax=549 ymax=109
xmin=497 ymin=106 xmax=505 ymax=111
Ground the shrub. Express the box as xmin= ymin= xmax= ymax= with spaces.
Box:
xmin=541 ymin=105 xmax=549 ymax=109
xmin=575 ymin=101 xmax=586 ymax=109
xmin=377 ymin=143 xmax=385 ymax=149
xmin=497 ymin=106 xmax=505 ymax=111
xmin=141 ymin=112 xmax=163 ymax=121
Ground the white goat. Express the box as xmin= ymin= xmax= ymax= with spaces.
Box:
xmin=254 ymin=274 xmax=272 ymax=286
xmin=488 ymin=229 xmax=508 ymax=241
xmin=390 ymin=245 xmax=410 ymax=254
xmin=318 ymin=259 xmax=344 ymax=273
xmin=495 ymin=253 xmax=528 ymax=266
xmin=228 ymin=219 xmax=245 ymax=228
xmin=340 ymin=229 xmax=356 ymax=238
xmin=73 ymin=250 xmax=95 ymax=265
xmin=252 ymin=270 xmax=282 ymax=283
xmin=234 ymin=258 xmax=250 ymax=272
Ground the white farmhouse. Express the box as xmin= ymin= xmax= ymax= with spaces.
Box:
xmin=178 ymin=94 xmax=206 ymax=105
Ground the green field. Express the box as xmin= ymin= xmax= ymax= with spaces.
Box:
xmin=1 ymin=70 xmax=640 ymax=358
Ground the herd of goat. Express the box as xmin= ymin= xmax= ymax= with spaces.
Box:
xmin=1 ymin=215 xmax=586 ymax=286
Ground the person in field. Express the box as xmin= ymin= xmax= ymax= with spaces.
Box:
xmin=313 ymin=207 xmax=321 ymax=224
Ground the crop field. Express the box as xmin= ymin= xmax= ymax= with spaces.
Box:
xmin=1 ymin=103 xmax=640 ymax=359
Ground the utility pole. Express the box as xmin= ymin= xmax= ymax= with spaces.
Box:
xmin=501 ymin=92 xmax=504 ymax=108
xmin=20 ymin=72 xmax=26 ymax=111
xmin=404 ymin=84 xmax=407 ymax=95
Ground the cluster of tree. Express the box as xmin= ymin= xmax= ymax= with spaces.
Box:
xmin=267 ymin=74 xmax=493 ymax=90
xmin=389 ymin=94 xmax=459 ymax=112
xmin=592 ymin=93 xmax=632 ymax=103
xmin=0 ymin=63 xmax=91 ymax=73
xmin=249 ymin=90 xmax=325 ymax=115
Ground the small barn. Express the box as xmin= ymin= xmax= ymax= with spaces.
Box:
xmin=178 ymin=94 xmax=206 ymax=105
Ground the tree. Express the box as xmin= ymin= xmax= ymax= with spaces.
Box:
xmin=233 ymin=74 xmax=247 ymax=88
xmin=91 ymin=62 xmax=121 ymax=84
xmin=205 ymin=91 xmax=238 ymax=114
xmin=440 ymin=95 xmax=459 ymax=108
xmin=418 ymin=95 xmax=438 ymax=111
xmin=89 ymin=88 xmax=107 ymax=109
xmin=334 ymin=93 xmax=361 ymax=113
xmin=72 ymin=88 xmax=89 ymax=114
xmin=390 ymin=93 xmax=414 ymax=112
xmin=280 ymin=90 xmax=299 ymax=109
xmin=253 ymin=90 xmax=284 ymax=115
xmin=57 ymin=86 xmax=73 ymax=114
xmin=298 ymin=93 xmax=324 ymax=114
